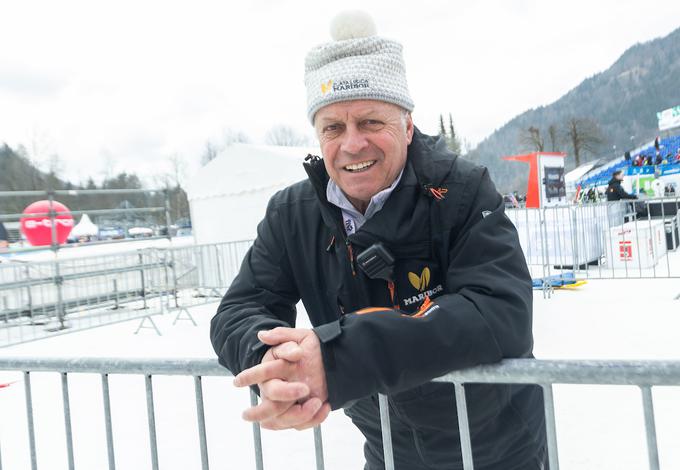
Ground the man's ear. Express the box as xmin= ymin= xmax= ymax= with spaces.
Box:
xmin=405 ymin=112 xmax=414 ymax=144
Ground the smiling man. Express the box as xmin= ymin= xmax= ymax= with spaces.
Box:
xmin=211 ymin=11 xmax=547 ymax=470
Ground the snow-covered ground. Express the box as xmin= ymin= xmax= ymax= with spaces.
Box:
xmin=1 ymin=277 xmax=680 ymax=469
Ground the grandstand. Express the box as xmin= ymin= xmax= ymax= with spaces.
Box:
xmin=578 ymin=133 xmax=680 ymax=188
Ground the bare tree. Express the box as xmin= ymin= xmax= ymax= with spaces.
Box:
xmin=201 ymin=129 xmax=251 ymax=166
xmin=518 ymin=126 xmax=544 ymax=152
xmin=201 ymin=141 xmax=219 ymax=166
xmin=547 ymin=124 xmax=560 ymax=152
xmin=100 ymin=150 xmax=116 ymax=182
xmin=563 ymin=118 xmax=604 ymax=167
xmin=265 ymin=125 xmax=310 ymax=147
xmin=167 ymin=154 xmax=189 ymax=221
xmin=28 ymin=127 xmax=52 ymax=188
xmin=221 ymin=129 xmax=250 ymax=147
xmin=168 ymin=153 xmax=187 ymax=187
xmin=46 ymin=153 xmax=64 ymax=190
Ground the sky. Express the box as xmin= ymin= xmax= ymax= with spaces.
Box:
xmin=1 ymin=0 xmax=679 ymax=186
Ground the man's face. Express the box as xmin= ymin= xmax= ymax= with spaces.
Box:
xmin=314 ymin=100 xmax=414 ymax=209
xmin=616 ymin=172 xmax=624 ymax=181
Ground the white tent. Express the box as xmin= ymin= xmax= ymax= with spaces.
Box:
xmin=186 ymin=143 xmax=319 ymax=244
xmin=70 ymin=214 xmax=98 ymax=238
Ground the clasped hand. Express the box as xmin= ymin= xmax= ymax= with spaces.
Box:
xmin=233 ymin=327 xmax=331 ymax=430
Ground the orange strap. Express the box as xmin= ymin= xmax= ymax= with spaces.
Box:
xmin=355 ymin=307 xmax=393 ymax=315
xmin=411 ymin=296 xmax=433 ymax=318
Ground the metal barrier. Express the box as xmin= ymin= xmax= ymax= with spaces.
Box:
xmin=166 ymin=240 xmax=253 ymax=303
xmin=0 ymin=357 xmax=678 ymax=470
xmin=0 ymin=240 xmax=254 ymax=347
xmin=507 ymin=198 xmax=680 ymax=287
xmin=0 ymin=250 xmax=170 ymax=346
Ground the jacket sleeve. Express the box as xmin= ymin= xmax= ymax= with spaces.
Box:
xmin=314 ymin=169 xmax=533 ymax=410
xmin=210 ymin=198 xmax=301 ymax=376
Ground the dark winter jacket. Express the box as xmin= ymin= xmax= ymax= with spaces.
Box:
xmin=606 ymin=178 xmax=637 ymax=201
xmin=211 ymin=129 xmax=546 ymax=469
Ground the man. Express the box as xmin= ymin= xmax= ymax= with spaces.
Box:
xmin=606 ymin=170 xmax=637 ymax=201
xmin=211 ymin=11 xmax=547 ymax=470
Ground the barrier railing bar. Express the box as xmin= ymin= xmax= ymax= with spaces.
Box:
xmin=313 ymin=426 xmax=325 ymax=470
xmin=378 ymin=393 xmax=395 ymax=470
xmin=659 ymin=201 xmax=670 ymax=277
xmin=0 ymin=207 xmax=164 ymax=221
xmin=193 ymin=376 xmax=210 ymax=470
xmin=249 ymin=389 xmax=264 ymax=470
xmin=2 ymin=358 xmax=680 ymax=385
xmin=144 ymin=375 xmax=159 ymax=470
xmin=454 ymin=383 xmax=474 ymax=470
xmin=646 ymin=208 xmax=658 ymax=278
xmin=0 ymin=188 xmax=163 ymax=197
xmin=541 ymin=384 xmax=560 ymax=470
xmin=61 ymin=373 xmax=75 ymax=470
xmin=640 ymin=386 xmax=660 ymax=470
xmin=101 ymin=374 xmax=116 ymax=470
xmin=432 ymin=359 xmax=680 ymax=386
xmin=24 ymin=371 xmax=38 ymax=470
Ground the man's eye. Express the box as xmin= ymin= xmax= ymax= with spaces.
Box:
xmin=323 ymin=124 xmax=342 ymax=134
xmin=362 ymin=120 xmax=384 ymax=129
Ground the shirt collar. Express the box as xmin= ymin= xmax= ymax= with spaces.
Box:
xmin=326 ymin=168 xmax=404 ymax=222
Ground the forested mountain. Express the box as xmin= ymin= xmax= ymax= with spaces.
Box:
xmin=466 ymin=26 xmax=680 ymax=192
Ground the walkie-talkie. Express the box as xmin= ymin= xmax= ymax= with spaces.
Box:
xmin=356 ymin=242 xmax=395 ymax=282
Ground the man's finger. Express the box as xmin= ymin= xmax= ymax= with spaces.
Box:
xmin=260 ymin=378 xmax=309 ymax=402
xmin=258 ymin=327 xmax=308 ymax=346
xmin=260 ymin=397 xmax=323 ymax=430
xmin=270 ymin=341 xmax=304 ymax=362
xmin=242 ymin=398 xmax=293 ymax=422
xmin=233 ymin=359 xmax=290 ymax=387
xmin=294 ymin=402 xmax=332 ymax=431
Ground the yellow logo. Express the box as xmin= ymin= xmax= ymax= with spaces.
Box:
xmin=321 ymin=80 xmax=333 ymax=95
xmin=408 ymin=267 xmax=431 ymax=292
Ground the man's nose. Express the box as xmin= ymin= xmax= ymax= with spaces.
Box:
xmin=340 ymin=125 xmax=368 ymax=155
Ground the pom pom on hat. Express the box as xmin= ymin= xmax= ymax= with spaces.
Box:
xmin=330 ymin=10 xmax=377 ymax=41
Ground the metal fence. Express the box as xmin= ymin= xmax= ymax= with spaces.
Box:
xmin=0 ymin=250 xmax=170 ymax=345
xmin=0 ymin=356 xmax=678 ymax=470
xmin=507 ymin=198 xmax=680 ymax=287
xmin=0 ymin=240 xmax=253 ymax=347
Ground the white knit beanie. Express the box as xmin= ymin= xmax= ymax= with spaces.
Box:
xmin=304 ymin=11 xmax=414 ymax=124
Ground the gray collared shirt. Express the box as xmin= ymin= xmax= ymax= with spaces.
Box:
xmin=326 ymin=169 xmax=404 ymax=235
